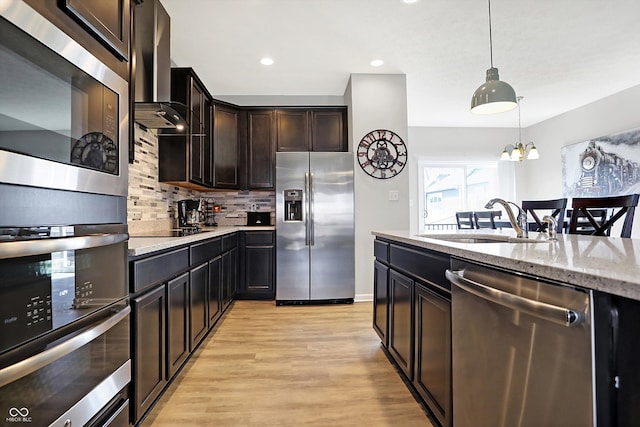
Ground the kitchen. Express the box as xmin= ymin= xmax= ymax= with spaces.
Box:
xmin=1 ymin=0 xmax=640 ymax=426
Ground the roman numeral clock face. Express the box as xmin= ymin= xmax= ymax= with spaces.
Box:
xmin=357 ymin=129 xmax=407 ymax=179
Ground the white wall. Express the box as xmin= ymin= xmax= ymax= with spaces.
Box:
xmin=346 ymin=74 xmax=410 ymax=301
xmin=408 ymin=84 xmax=640 ymax=237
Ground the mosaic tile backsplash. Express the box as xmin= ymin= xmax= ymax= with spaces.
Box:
xmin=128 ymin=124 xmax=275 ymax=234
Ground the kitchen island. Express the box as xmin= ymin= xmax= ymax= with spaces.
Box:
xmin=372 ymin=229 xmax=640 ymax=427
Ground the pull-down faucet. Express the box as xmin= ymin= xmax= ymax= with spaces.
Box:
xmin=485 ymin=198 xmax=528 ymax=238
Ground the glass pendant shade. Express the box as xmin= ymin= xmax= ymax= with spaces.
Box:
xmin=471 ymin=67 xmax=518 ymax=114
xmin=527 ymin=145 xmax=540 ymax=159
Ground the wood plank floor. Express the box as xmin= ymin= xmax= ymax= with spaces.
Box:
xmin=142 ymin=300 xmax=433 ymax=426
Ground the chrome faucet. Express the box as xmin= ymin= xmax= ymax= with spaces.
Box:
xmin=484 ymin=198 xmax=528 ymax=238
xmin=542 ymin=215 xmax=558 ymax=241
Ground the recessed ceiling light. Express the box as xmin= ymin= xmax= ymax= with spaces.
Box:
xmin=260 ymin=57 xmax=274 ymax=66
xmin=370 ymin=59 xmax=384 ymax=67
xmin=402 ymin=0 xmax=420 ymax=3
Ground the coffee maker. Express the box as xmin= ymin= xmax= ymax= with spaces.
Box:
xmin=177 ymin=199 xmax=203 ymax=229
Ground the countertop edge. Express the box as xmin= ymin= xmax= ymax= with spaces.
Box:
xmin=372 ymin=230 xmax=640 ymax=301
xmin=128 ymin=226 xmax=275 ymax=257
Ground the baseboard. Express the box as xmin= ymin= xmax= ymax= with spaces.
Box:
xmin=355 ymin=293 xmax=373 ymax=302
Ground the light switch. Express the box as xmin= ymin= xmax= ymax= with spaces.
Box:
xmin=389 ymin=190 xmax=399 ymax=201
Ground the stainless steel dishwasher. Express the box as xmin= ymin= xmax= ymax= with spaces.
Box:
xmin=446 ymin=258 xmax=594 ymax=427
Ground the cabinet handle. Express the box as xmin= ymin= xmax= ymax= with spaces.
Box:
xmin=0 ymin=233 xmax=128 ymax=259
xmin=446 ymin=269 xmax=585 ymax=327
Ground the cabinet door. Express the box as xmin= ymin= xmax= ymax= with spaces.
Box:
xmin=189 ymin=80 xmax=205 ymax=185
xmin=373 ymin=260 xmax=389 ymax=346
xmin=389 ymin=269 xmax=414 ymax=380
xmin=213 ymin=104 xmax=240 ymax=188
xmin=166 ymin=272 xmax=189 ymax=378
xmin=229 ymin=246 xmax=238 ymax=299
xmin=133 ymin=285 xmax=166 ymax=423
xmin=247 ymin=110 xmax=275 ymax=189
xmin=310 ymin=109 xmax=347 ymax=152
xmin=414 ymin=283 xmax=451 ymax=427
xmin=276 ymin=109 xmax=309 ymax=151
xmin=243 ymin=245 xmax=275 ymax=299
xmin=189 ymin=262 xmax=208 ymax=350
xmin=208 ymin=255 xmax=222 ymax=327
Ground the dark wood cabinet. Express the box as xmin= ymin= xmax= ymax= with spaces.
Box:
xmin=246 ymin=110 xmax=275 ymax=189
xmin=414 ymin=283 xmax=451 ymax=427
xmin=373 ymin=259 xmax=389 ymax=346
xmin=159 ymin=68 xmax=213 ymax=190
xmin=238 ymin=231 xmax=275 ymax=300
xmin=166 ymin=272 xmax=189 ymax=378
xmin=208 ymin=255 xmax=222 ymax=327
xmin=213 ymin=103 xmax=241 ymax=188
xmin=133 ymin=284 xmax=166 ymax=422
xmin=374 ymin=238 xmax=453 ymax=427
xmin=276 ymin=108 xmax=347 ymax=152
xmin=189 ymin=262 xmax=208 ymax=350
xmin=310 ymin=109 xmax=347 ymax=151
xmin=389 ymin=269 xmax=414 ymax=380
xmin=275 ymin=109 xmax=308 ymax=152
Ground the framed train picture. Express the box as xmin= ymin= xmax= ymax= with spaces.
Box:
xmin=561 ymin=128 xmax=640 ymax=198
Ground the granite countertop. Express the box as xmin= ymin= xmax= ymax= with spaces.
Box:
xmin=128 ymin=226 xmax=275 ymax=257
xmin=373 ymin=229 xmax=640 ymax=300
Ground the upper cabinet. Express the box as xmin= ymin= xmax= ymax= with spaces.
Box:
xmin=213 ymin=103 xmax=242 ymax=189
xmin=276 ymin=108 xmax=347 ymax=152
xmin=247 ymin=110 xmax=275 ymax=189
xmin=159 ymin=67 xmax=213 ymax=190
xmin=25 ymin=0 xmax=131 ymax=80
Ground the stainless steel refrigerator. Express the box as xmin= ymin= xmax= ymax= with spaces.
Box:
xmin=276 ymin=152 xmax=354 ymax=304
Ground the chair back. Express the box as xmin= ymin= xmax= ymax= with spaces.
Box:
xmin=568 ymin=194 xmax=639 ymax=238
xmin=455 ymin=211 xmax=475 ymax=229
xmin=522 ymin=198 xmax=568 ymax=233
xmin=474 ymin=211 xmax=497 ymax=229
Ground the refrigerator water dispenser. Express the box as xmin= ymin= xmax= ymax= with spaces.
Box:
xmin=283 ymin=189 xmax=303 ymax=221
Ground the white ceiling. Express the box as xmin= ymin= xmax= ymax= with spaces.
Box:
xmin=160 ymin=0 xmax=640 ymax=128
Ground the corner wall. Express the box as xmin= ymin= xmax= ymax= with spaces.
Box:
xmin=346 ymin=74 xmax=410 ymax=301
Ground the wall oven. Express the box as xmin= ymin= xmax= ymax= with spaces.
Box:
xmin=0 ymin=0 xmax=128 ymax=197
xmin=0 ymin=224 xmax=130 ymax=426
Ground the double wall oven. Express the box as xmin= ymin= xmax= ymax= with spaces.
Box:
xmin=1 ymin=1 xmax=130 ymax=426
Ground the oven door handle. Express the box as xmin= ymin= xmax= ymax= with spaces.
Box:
xmin=0 ymin=232 xmax=128 ymax=259
xmin=446 ymin=269 xmax=585 ymax=327
xmin=0 ymin=306 xmax=130 ymax=387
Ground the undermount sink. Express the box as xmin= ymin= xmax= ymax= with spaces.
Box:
xmin=419 ymin=234 xmax=550 ymax=244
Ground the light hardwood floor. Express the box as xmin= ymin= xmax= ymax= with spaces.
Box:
xmin=142 ymin=300 xmax=433 ymax=426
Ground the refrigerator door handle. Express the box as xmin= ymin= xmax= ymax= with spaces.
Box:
xmin=309 ymin=172 xmax=315 ymax=246
xmin=305 ymin=172 xmax=311 ymax=246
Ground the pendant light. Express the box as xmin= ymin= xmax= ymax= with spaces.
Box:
xmin=471 ymin=0 xmax=517 ymax=114
xmin=500 ymin=96 xmax=539 ymax=161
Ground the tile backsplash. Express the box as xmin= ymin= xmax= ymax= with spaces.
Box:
xmin=128 ymin=124 xmax=275 ymax=234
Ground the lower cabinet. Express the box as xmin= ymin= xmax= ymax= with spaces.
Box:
xmin=374 ymin=238 xmax=451 ymax=427
xmin=238 ymin=231 xmax=275 ymax=299
xmin=389 ymin=269 xmax=414 ymax=380
xmin=208 ymin=255 xmax=222 ymax=327
xmin=133 ymin=285 xmax=166 ymax=422
xmin=189 ymin=262 xmax=209 ymax=350
xmin=167 ymin=272 xmax=189 ymax=378
xmin=414 ymin=282 xmax=451 ymax=427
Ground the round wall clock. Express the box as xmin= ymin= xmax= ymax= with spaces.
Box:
xmin=357 ymin=129 xmax=407 ymax=179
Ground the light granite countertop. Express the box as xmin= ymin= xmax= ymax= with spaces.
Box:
xmin=373 ymin=229 xmax=640 ymax=301
xmin=128 ymin=226 xmax=275 ymax=257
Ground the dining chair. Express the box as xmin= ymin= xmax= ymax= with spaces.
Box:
xmin=522 ymin=198 xmax=568 ymax=233
xmin=474 ymin=211 xmax=497 ymax=229
xmin=455 ymin=211 xmax=475 ymax=229
xmin=565 ymin=208 xmax=609 ymax=235
xmin=568 ymin=194 xmax=640 ymax=238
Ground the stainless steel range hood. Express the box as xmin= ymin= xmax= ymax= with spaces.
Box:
xmin=133 ymin=0 xmax=187 ymax=129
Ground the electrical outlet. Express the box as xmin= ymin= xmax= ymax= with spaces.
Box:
xmin=389 ymin=190 xmax=399 ymax=201
xmin=250 ymin=203 xmax=258 ymax=211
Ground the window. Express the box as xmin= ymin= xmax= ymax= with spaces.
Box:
xmin=418 ymin=161 xmax=513 ymax=231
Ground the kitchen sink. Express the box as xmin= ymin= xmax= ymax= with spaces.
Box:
xmin=419 ymin=234 xmax=550 ymax=244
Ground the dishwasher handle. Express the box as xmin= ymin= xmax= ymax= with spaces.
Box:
xmin=446 ymin=269 xmax=584 ymax=327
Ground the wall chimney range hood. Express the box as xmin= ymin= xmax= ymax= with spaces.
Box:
xmin=133 ymin=0 xmax=187 ymax=130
